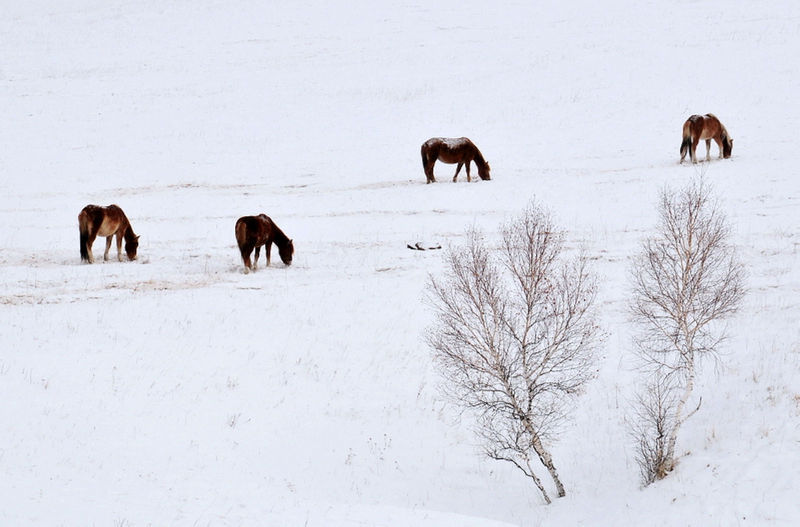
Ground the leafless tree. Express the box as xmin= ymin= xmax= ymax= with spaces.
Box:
xmin=630 ymin=179 xmax=745 ymax=483
xmin=426 ymin=203 xmax=601 ymax=504
xmin=631 ymin=375 xmax=679 ymax=485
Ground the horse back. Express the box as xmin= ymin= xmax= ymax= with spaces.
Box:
xmin=236 ymin=214 xmax=273 ymax=247
xmin=424 ymin=137 xmax=477 ymax=163
xmin=686 ymin=114 xmax=722 ymax=140
xmin=79 ymin=204 xmax=127 ymax=237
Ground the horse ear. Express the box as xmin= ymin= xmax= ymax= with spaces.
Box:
xmin=136 ymin=235 xmax=141 ymax=240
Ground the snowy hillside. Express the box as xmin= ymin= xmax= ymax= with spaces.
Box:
xmin=1 ymin=1 xmax=799 ymax=525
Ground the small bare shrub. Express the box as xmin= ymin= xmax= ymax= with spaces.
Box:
xmin=631 ymin=375 xmax=679 ymax=485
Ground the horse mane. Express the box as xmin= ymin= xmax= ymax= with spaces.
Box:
xmin=720 ymin=125 xmax=730 ymax=142
xmin=270 ymin=220 xmax=291 ymax=247
xmin=123 ymin=223 xmax=138 ymax=245
xmin=111 ymin=205 xmax=136 ymax=243
xmin=471 ymin=144 xmax=491 ymax=179
xmin=113 ymin=205 xmax=138 ymax=253
xmin=472 ymin=147 xmax=487 ymax=168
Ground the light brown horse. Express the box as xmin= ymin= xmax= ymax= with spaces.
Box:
xmin=679 ymin=114 xmax=733 ymax=164
xmin=421 ymin=137 xmax=491 ymax=183
xmin=78 ymin=204 xmax=139 ymax=263
xmin=235 ymin=214 xmax=294 ymax=273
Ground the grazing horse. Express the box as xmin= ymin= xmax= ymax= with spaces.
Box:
xmin=78 ymin=204 xmax=139 ymax=263
xmin=235 ymin=214 xmax=294 ymax=273
xmin=680 ymin=114 xmax=733 ymax=164
xmin=421 ymin=137 xmax=491 ymax=183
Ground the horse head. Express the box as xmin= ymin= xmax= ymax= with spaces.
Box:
xmin=125 ymin=235 xmax=140 ymax=261
xmin=723 ymin=136 xmax=733 ymax=158
xmin=279 ymin=238 xmax=294 ymax=265
xmin=479 ymin=162 xmax=491 ymax=180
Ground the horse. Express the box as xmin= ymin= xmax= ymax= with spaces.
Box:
xmin=421 ymin=137 xmax=491 ymax=183
xmin=78 ymin=204 xmax=139 ymax=263
xmin=679 ymin=114 xmax=733 ymax=164
xmin=235 ymin=214 xmax=294 ymax=273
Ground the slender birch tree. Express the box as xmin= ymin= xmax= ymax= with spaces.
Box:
xmin=630 ymin=179 xmax=745 ymax=483
xmin=426 ymin=203 xmax=601 ymax=503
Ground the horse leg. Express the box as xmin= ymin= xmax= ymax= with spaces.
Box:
xmin=104 ymin=236 xmax=113 ymax=261
xmin=465 ymin=161 xmax=472 ymax=182
xmin=253 ymin=246 xmax=260 ymax=271
xmin=705 ymin=139 xmax=712 ymax=161
xmin=690 ymin=137 xmax=700 ymax=164
xmin=422 ymin=148 xmax=436 ymax=184
xmin=240 ymin=244 xmax=253 ymax=273
xmin=714 ymin=137 xmax=724 ymax=158
xmin=265 ymin=243 xmax=272 ymax=266
xmin=116 ymin=232 xmax=124 ymax=261
xmin=426 ymin=159 xmax=436 ymax=183
xmin=453 ymin=163 xmax=463 ymax=182
xmin=86 ymin=232 xmax=97 ymax=264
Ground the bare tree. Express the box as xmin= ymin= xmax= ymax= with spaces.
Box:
xmin=426 ymin=203 xmax=601 ymax=504
xmin=631 ymin=375 xmax=679 ymax=485
xmin=630 ymin=179 xmax=745 ymax=483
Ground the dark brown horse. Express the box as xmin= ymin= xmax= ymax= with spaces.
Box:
xmin=235 ymin=214 xmax=294 ymax=273
xmin=421 ymin=137 xmax=491 ymax=183
xmin=78 ymin=204 xmax=139 ymax=263
xmin=680 ymin=114 xmax=733 ymax=164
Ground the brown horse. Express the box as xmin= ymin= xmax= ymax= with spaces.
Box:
xmin=421 ymin=137 xmax=491 ymax=183
xmin=679 ymin=114 xmax=733 ymax=164
xmin=235 ymin=214 xmax=294 ymax=273
xmin=78 ymin=204 xmax=139 ymax=263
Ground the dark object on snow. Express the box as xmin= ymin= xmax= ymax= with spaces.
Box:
xmin=407 ymin=242 xmax=442 ymax=251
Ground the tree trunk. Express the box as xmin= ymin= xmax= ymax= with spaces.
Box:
xmin=664 ymin=352 xmax=696 ymax=474
xmin=526 ymin=458 xmax=552 ymax=504
xmin=528 ymin=424 xmax=566 ymax=497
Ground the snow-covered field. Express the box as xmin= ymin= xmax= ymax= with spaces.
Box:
xmin=2 ymin=1 xmax=799 ymax=525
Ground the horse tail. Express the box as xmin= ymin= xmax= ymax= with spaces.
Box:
xmin=235 ymin=218 xmax=248 ymax=249
xmin=236 ymin=217 xmax=262 ymax=271
xmin=680 ymin=136 xmax=691 ymax=158
xmin=235 ymin=218 xmax=252 ymax=262
xmin=680 ymin=120 xmax=692 ymax=158
xmin=78 ymin=210 xmax=90 ymax=262
xmin=421 ymin=141 xmax=437 ymax=183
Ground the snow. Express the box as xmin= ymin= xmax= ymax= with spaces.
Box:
xmin=1 ymin=0 xmax=799 ymax=525
xmin=431 ymin=137 xmax=471 ymax=148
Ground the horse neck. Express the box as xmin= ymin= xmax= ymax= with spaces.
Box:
xmin=121 ymin=217 xmax=136 ymax=244
xmin=720 ymin=126 xmax=730 ymax=143
xmin=270 ymin=223 xmax=290 ymax=247
xmin=472 ymin=148 xmax=487 ymax=169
